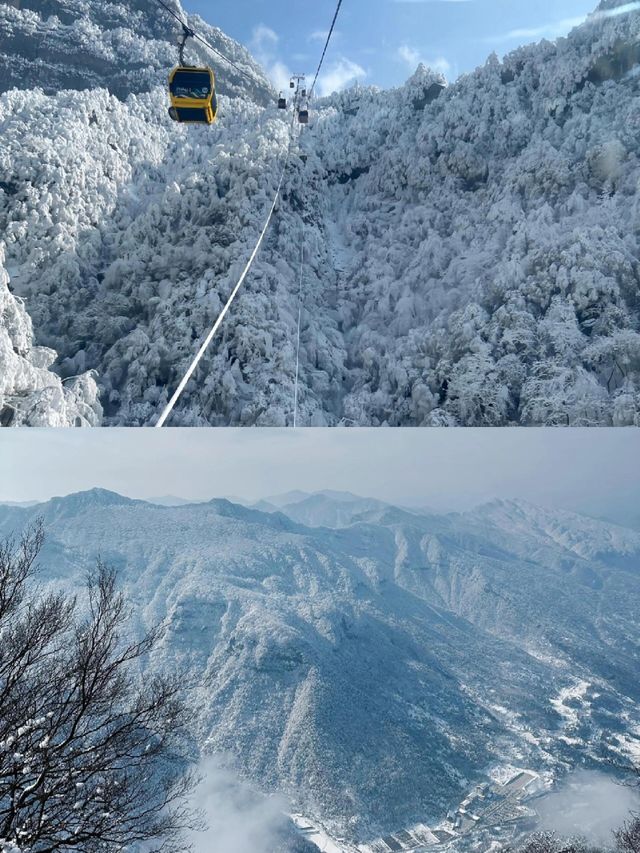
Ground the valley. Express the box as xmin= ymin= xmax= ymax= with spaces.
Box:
xmin=0 ymin=489 xmax=637 ymax=845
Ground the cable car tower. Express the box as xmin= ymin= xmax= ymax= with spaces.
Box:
xmin=277 ymin=74 xmax=308 ymax=121
xmin=293 ymin=74 xmax=309 ymax=124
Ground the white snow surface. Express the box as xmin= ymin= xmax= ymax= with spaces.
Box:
xmin=1 ymin=0 xmax=640 ymax=424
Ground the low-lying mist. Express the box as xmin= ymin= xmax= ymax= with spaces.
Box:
xmin=187 ymin=757 xmax=293 ymax=853
xmin=538 ymin=771 xmax=640 ymax=846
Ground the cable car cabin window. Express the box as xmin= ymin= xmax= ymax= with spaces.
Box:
xmin=175 ymin=107 xmax=210 ymax=123
xmin=170 ymin=70 xmax=212 ymax=100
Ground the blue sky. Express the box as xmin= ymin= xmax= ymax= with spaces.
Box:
xmin=185 ymin=0 xmax=604 ymax=93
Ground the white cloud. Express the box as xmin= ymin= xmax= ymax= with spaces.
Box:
xmin=493 ymin=16 xmax=585 ymax=42
xmin=250 ymin=24 xmax=292 ymax=92
xmin=397 ymin=44 xmax=451 ymax=76
xmin=251 ymin=24 xmax=279 ymax=50
xmin=188 ymin=757 xmax=290 ymax=853
xmin=318 ymin=58 xmax=367 ymax=96
xmin=267 ymin=61 xmax=293 ymax=93
xmin=489 ymin=1 xmax=640 ymax=44
xmin=538 ymin=771 xmax=640 ymax=847
xmin=309 ymin=29 xmax=330 ymax=42
xmin=398 ymin=44 xmax=421 ymax=67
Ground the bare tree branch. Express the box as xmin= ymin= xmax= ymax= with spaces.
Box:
xmin=0 ymin=524 xmax=199 ymax=852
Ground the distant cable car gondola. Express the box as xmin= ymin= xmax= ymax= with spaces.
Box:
xmin=168 ymin=24 xmax=218 ymax=124
xmin=298 ymin=109 xmax=309 ymax=125
xmin=278 ymin=93 xmax=287 ymax=109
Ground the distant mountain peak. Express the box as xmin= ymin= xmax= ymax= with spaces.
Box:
xmin=596 ymin=0 xmax=633 ymax=9
xmin=146 ymin=495 xmax=205 ymax=507
xmin=260 ymin=491 xmax=312 ymax=508
xmin=316 ymin=489 xmax=369 ymax=503
xmin=203 ymin=497 xmax=300 ymax=531
xmin=49 ymin=488 xmax=134 ymax=508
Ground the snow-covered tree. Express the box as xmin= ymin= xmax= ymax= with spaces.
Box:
xmin=0 ymin=522 xmax=197 ymax=851
xmin=616 ymin=816 xmax=640 ymax=853
xmin=0 ymin=245 xmax=102 ymax=426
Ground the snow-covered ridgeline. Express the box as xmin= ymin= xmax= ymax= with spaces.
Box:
xmin=295 ymin=7 xmax=640 ymax=425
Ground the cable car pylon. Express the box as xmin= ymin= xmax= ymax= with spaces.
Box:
xmin=291 ymin=75 xmax=310 ymax=124
xmin=276 ymin=75 xmax=310 ymax=125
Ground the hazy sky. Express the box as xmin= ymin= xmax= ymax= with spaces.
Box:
xmin=182 ymin=0 xmax=609 ymax=93
xmin=1 ymin=429 xmax=639 ymax=521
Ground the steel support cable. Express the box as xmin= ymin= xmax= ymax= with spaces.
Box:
xmin=155 ymin=126 xmax=296 ymax=428
xmin=308 ymin=0 xmax=345 ymax=100
xmin=152 ymin=0 xmax=262 ymax=87
xmin=293 ymin=227 xmax=304 ymax=428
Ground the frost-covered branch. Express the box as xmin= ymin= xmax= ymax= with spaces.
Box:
xmin=0 ymin=524 xmax=198 ymax=852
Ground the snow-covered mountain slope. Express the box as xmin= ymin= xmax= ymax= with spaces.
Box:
xmin=1 ymin=0 xmax=640 ymax=425
xmin=0 ymin=0 xmax=273 ymax=102
xmin=297 ymin=0 xmax=640 ymax=426
xmin=0 ymin=243 xmax=101 ymax=424
xmin=1 ymin=490 xmax=638 ymax=841
xmin=252 ymin=491 xmax=395 ymax=528
xmin=0 ymin=82 xmax=292 ymax=424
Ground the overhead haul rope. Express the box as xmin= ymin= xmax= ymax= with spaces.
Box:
xmin=293 ymin=226 xmax=304 ymax=428
xmin=308 ymin=0 xmax=344 ymax=100
xmin=155 ymin=136 xmax=295 ymax=427
xmin=152 ymin=0 xmax=261 ymax=88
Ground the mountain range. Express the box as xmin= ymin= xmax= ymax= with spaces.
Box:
xmin=1 ymin=489 xmax=638 ymax=845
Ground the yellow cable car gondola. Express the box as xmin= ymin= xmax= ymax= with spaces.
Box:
xmin=167 ymin=23 xmax=218 ymax=125
xmin=168 ymin=66 xmax=218 ymax=124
